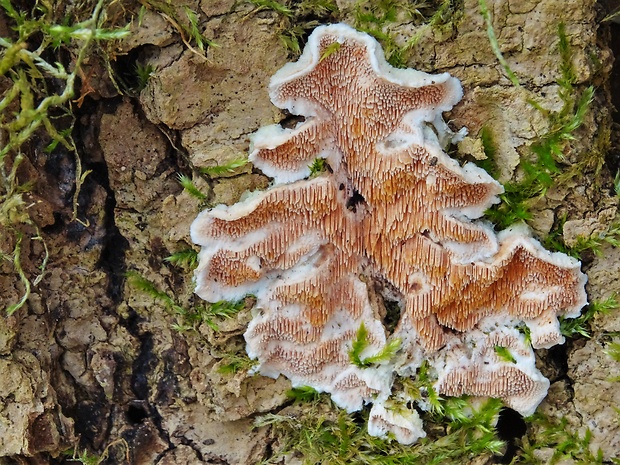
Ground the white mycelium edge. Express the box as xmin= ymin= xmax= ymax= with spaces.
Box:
xmin=250 ymin=23 xmax=464 ymax=185
xmin=368 ymin=401 xmax=427 ymax=445
xmin=269 ymin=24 xmax=462 ymax=113
xmin=434 ymin=318 xmax=550 ymax=416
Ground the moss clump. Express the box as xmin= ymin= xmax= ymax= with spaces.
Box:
xmin=246 ymin=0 xmax=339 ymax=56
xmin=0 ymin=0 xmax=128 ymax=314
xmin=354 ymin=0 xmax=463 ymax=68
xmin=256 ymin=394 xmax=504 ymax=464
xmin=126 ymin=270 xmax=247 ymax=332
xmin=481 ymin=22 xmax=595 ymax=231
xmin=137 ymin=1 xmax=218 ymax=58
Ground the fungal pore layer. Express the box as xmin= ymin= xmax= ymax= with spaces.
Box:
xmin=191 ymin=23 xmax=587 ymax=444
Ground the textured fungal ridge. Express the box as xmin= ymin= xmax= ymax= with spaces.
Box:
xmin=191 ymin=23 xmax=587 ymax=443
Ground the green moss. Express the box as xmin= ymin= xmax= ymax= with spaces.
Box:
xmin=319 ymin=41 xmax=341 ymax=62
xmin=348 ymin=322 xmax=401 ymax=368
xmin=164 ymin=248 xmax=199 ymax=269
xmin=199 ymin=157 xmax=248 ymax=177
xmin=249 ymin=0 xmax=294 ymax=17
xmin=257 ymin=395 xmax=504 ymax=464
xmin=62 ymin=438 xmax=129 ymax=465
xmin=494 ymin=345 xmax=517 ymax=364
xmin=542 ymin=214 xmax=620 ymax=259
xmin=348 ymin=322 xmax=370 ymax=367
xmin=480 ymin=22 xmax=595 ymax=232
xmin=479 ymin=0 xmax=520 ymax=87
xmin=246 ymin=0 xmax=461 ymax=65
xmin=176 ymin=158 xmax=251 ymax=210
xmin=139 ymin=1 xmax=218 ymax=58
xmin=354 ymin=0 xmax=462 ymax=68
xmin=247 ymin=0 xmax=339 ymax=56
xmin=0 ymin=0 xmax=128 ymax=314
xmin=126 ymin=270 xmax=246 ymax=332
xmin=569 ymin=223 xmax=620 ymax=257
xmin=399 ymin=361 xmax=444 ymax=414
xmin=308 ymin=157 xmax=330 ymax=176
xmin=478 ymin=126 xmax=500 ymax=178
xmin=286 ymin=385 xmax=321 ymax=402
xmin=133 ymin=62 xmax=155 ymax=92
xmin=217 ymin=352 xmax=259 ymax=374
xmin=62 ymin=448 xmax=103 ymax=465
xmin=559 ymin=294 xmax=618 ymax=339
xmin=514 ymin=414 xmax=605 ymax=464
xmin=177 ymin=173 xmax=208 ymax=202
xmin=604 ymin=341 xmax=620 ymax=363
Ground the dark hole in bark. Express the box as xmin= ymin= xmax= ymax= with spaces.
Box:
xmin=383 ymin=299 xmax=402 ymax=334
xmin=545 ymin=343 xmax=569 ymax=381
xmin=279 ymin=110 xmax=306 ymax=129
xmin=373 ymin=279 xmax=404 ymax=336
xmin=495 ymin=407 xmax=527 ymax=464
xmin=72 ymin=399 xmax=109 ymax=447
xmin=131 ymin=333 xmax=155 ymax=400
xmin=126 ymin=403 xmax=149 ymax=425
xmin=346 ymin=190 xmax=366 ymax=212
xmin=96 ymin=196 xmax=130 ymax=303
xmin=109 ymin=45 xmax=157 ymax=95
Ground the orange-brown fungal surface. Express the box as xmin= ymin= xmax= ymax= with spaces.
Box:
xmin=191 ymin=24 xmax=587 ymax=443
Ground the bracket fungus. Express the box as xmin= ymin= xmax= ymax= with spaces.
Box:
xmin=191 ymin=24 xmax=587 ymax=443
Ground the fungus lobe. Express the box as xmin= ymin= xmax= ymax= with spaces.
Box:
xmin=191 ymin=23 xmax=587 ymax=443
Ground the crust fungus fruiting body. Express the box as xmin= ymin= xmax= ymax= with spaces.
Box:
xmin=191 ymin=24 xmax=587 ymax=443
